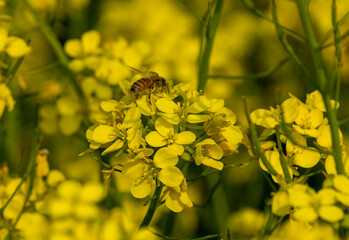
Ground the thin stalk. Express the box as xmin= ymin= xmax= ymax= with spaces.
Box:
xmin=140 ymin=181 xmax=163 ymax=228
xmin=261 ymin=170 xmax=277 ymax=192
xmin=149 ymin=229 xmax=222 ymax=240
xmin=21 ymin=0 xmax=86 ymax=102
xmin=262 ymin=209 xmax=275 ymax=239
xmin=243 ymin=97 xmax=278 ymax=176
xmin=197 ymin=0 xmax=224 ymax=91
xmin=295 ymin=0 xmax=327 ymax=91
xmin=295 ymin=0 xmax=344 ymax=174
xmin=275 ymin=127 xmax=292 ymax=183
xmin=331 ymin=0 xmax=342 ymax=111
xmin=319 ymin=11 xmax=349 ymax=48
xmin=241 ymin=0 xmax=305 ymax=42
xmin=324 ymin=94 xmax=344 ymax=174
xmin=209 ymin=56 xmax=290 ymax=80
xmin=4 ymin=104 xmax=41 ymax=239
xmin=271 ymin=0 xmax=314 ymax=84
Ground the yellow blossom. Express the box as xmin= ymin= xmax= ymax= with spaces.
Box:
xmin=194 ymin=139 xmax=224 ymax=170
xmin=146 ymin=117 xmax=196 ymax=155
xmin=163 ymin=179 xmax=193 ymax=212
xmin=259 ymin=150 xmax=293 ymax=183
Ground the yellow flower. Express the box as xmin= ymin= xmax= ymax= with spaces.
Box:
xmin=145 ymin=117 xmax=196 ymax=155
xmin=194 ymin=139 xmax=224 ymax=170
xmin=305 ymin=90 xmax=339 ymax=112
xmin=64 ymin=30 xmax=101 ymax=58
xmin=0 ymin=83 xmax=15 ymax=118
xmin=250 ymin=107 xmax=279 ymax=128
xmin=292 ymin=104 xmax=323 ymax=137
xmin=0 ymin=28 xmax=31 ymax=58
xmin=283 ymin=184 xmax=344 ymax=223
xmin=259 ymin=150 xmax=293 ymax=183
xmin=272 ymin=190 xmax=291 ymax=216
xmin=163 ymin=179 xmax=193 ymax=212
xmin=286 ymin=132 xmax=320 ymax=168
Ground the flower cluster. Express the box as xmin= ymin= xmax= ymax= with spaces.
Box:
xmin=250 ymin=90 xmax=340 ymax=183
xmin=83 ymin=81 xmax=243 ymax=212
xmin=272 ymin=174 xmax=349 ymax=226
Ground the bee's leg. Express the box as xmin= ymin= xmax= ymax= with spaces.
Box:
xmin=147 ymin=90 xmax=152 ymax=107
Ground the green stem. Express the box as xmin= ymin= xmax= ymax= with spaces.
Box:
xmin=275 ymin=127 xmax=292 ymax=183
xmin=21 ymin=0 xmax=86 ymax=102
xmin=209 ymin=56 xmax=290 ymax=80
xmin=262 ymin=209 xmax=275 ymax=239
xmin=295 ymin=0 xmax=344 ymax=174
xmin=331 ymin=0 xmax=342 ymax=111
xmin=140 ymin=181 xmax=163 ymax=228
xmin=242 ymin=97 xmax=278 ymax=176
xmin=324 ymin=94 xmax=344 ymax=174
xmin=4 ymin=104 xmax=41 ymax=239
xmin=197 ymin=0 xmax=224 ymax=92
xmin=295 ymin=0 xmax=327 ymax=91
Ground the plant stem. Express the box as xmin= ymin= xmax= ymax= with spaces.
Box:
xmin=21 ymin=0 xmax=86 ymax=102
xmin=295 ymin=0 xmax=344 ymax=174
xmin=140 ymin=181 xmax=163 ymax=228
xmin=197 ymin=0 xmax=224 ymax=92
xmin=242 ymin=97 xmax=278 ymax=176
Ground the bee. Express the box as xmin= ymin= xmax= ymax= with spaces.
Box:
xmin=129 ymin=68 xmax=167 ymax=100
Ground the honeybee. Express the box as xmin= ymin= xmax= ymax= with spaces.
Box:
xmin=129 ymin=68 xmax=167 ymax=100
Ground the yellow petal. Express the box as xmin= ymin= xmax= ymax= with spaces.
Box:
xmin=156 ymin=98 xmax=179 ymax=113
xmin=158 ymin=166 xmax=183 ymax=187
xmin=64 ymin=39 xmax=82 ymax=57
xmin=146 ymin=131 xmax=167 ymax=147
xmin=122 ymin=107 xmax=140 ymax=129
xmin=165 ymin=191 xmax=183 ymax=212
xmin=81 ymin=30 xmax=101 ymax=54
xmin=136 ymin=95 xmax=156 ymax=116
xmin=316 ymin=188 xmax=337 ymax=205
xmin=92 ymin=125 xmax=117 ymax=143
xmin=272 ymin=191 xmax=291 ymax=216
xmin=153 ymin=147 xmax=178 ymax=168
xmin=100 ymin=100 xmax=119 ymax=112
xmin=250 ymin=109 xmax=278 ymax=128
xmin=186 ymin=114 xmax=211 ymax=123
xmin=318 ymin=206 xmax=344 ymax=223
xmin=333 ymin=175 xmax=349 ymax=194
xmin=221 ymin=125 xmax=243 ymax=145
xmin=6 ymin=37 xmax=31 ymax=58
xmin=155 ymin=117 xmax=174 ymax=137
xmin=202 ymin=157 xmax=224 ymax=170
xmin=102 ymin=139 xmax=124 ymax=155
xmin=175 ymin=131 xmax=196 ymax=145
xmin=293 ymin=148 xmax=320 ymax=168
xmin=130 ymin=179 xmax=152 ymax=199
xmin=207 ymin=99 xmax=224 ymax=112
xmin=309 ymin=109 xmax=323 ymax=129
xmin=158 ymin=112 xmax=181 ymax=125
xmin=188 ymin=96 xmax=210 ymax=113
xmin=293 ymin=207 xmax=318 ymax=222
xmin=281 ymin=97 xmax=300 ymax=123
xmin=168 ymin=143 xmax=184 ymax=155
xmin=288 ymin=184 xmax=312 ymax=207
xmin=179 ymin=192 xmax=193 ymax=207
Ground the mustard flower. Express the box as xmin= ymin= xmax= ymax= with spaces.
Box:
xmin=292 ymin=104 xmax=323 ymax=137
xmin=90 ymin=106 xmax=141 ymax=155
xmin=305 ymin=90 xmax=339 ymax=112
xmin=316 ymin=124 xmax=343 ymax=149
xmin=0 ymin=28 xmax=31 ymax=58
xmin=290 ymin=186 xmax=344 ymax=223
xmin=194 ymin=139 xmax=224 ymax=170
xmin=146 ymin=117 xmax=196 ymax=155
xmin=163 ymin=179 xmax=193 ymax=212
xmin=286 ymin=132 xmax=320 ymax=168
xmin=259 ymin=149 xmax=293 ymax=183
xmin=122 ymin=151 xmax=155 ymax=199
xmin=332 ymin=175 xmax=349 ymax=207
xmin=0 ymin=83 xmax=15 ymax=118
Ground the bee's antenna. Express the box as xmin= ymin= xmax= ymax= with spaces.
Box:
xmin=127 ymin=65 xmax=146 ymax=75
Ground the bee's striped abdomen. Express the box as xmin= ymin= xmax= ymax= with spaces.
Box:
xmin=130 ymin=78 xmax=152 ymax=94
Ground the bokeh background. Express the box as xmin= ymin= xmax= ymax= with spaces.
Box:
xmin=1 ymin=0 xmax=349 ymax=239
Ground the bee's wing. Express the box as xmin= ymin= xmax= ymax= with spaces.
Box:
xmin=148 ymin=72 xmax=159 ymax=79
